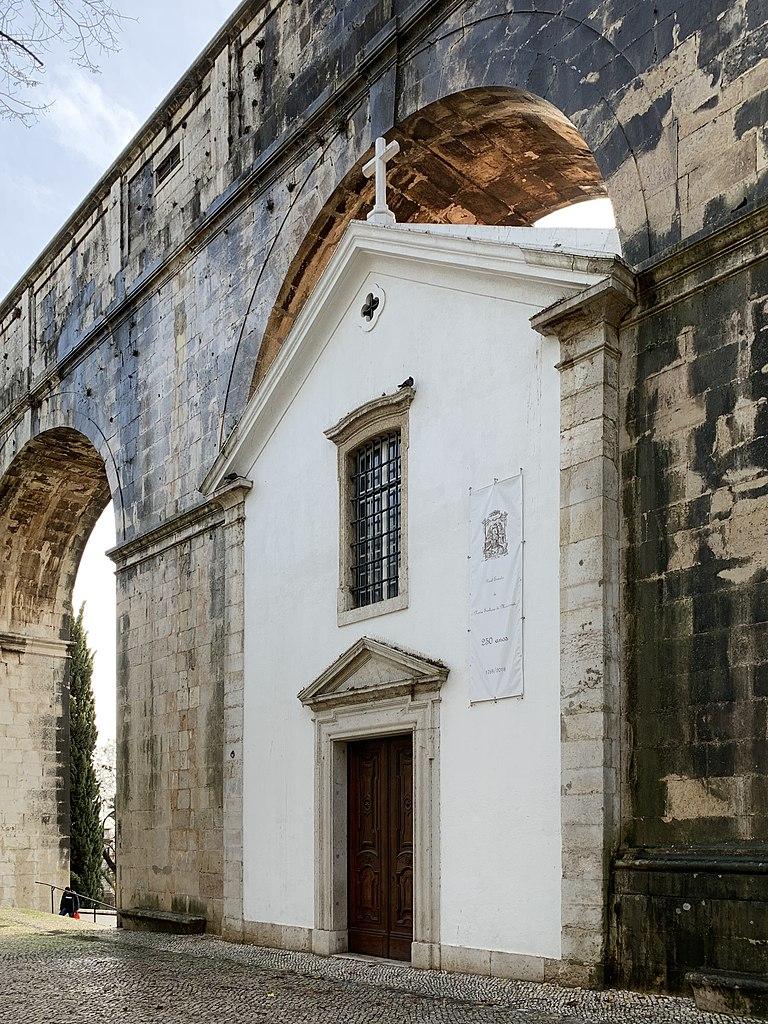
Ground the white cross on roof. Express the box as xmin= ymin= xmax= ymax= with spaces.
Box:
xmin=362 ymin=136 xmax=401 ymax=226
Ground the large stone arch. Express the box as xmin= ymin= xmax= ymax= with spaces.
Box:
xmin=249 ymin=86 xmax=619 ymax=396
xmin=0 ymin=425 xmax=115 ymax=910
xmin=394 ymin=2 xmax=671 ymax=257
xmin=222 ymin=3 xmax=663 ymax=432
xmin=0 ymin=400 xmax=126 ymax=542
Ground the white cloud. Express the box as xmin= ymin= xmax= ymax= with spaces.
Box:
xmin=45 ymin=66 xmax=140 ymax=171
xmin=0 ymin=160 xmax=58 ymax=212
xmin=0 ymin=160 xmax=62 ymax=294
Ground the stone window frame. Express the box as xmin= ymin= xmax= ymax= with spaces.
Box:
xmin=298 ymin=636 xmax=446 ymax=969
xmin=325 ymin=386 xmax=414 ymax=627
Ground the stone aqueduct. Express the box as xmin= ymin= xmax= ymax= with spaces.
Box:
xmin=1 ymin=0 xmax=768 ymax=992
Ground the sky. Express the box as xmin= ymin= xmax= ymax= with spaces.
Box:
xmin=72 ymin=505 xmax=117 ymax=743
xmin=1 ymin=2 xmax=614 ymax=746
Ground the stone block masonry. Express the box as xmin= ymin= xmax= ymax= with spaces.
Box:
xmin=533 ymin=263 xmax=636 ymax=985
xmin=112 ymin=501 xmax=228 ymax=930
xmin=614 ymin=203 xmax=768 ymax=991
xmin=0 ymin=638 xmax=70 ymax=911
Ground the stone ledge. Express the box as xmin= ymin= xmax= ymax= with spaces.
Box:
xmin=0 ymin=631 xmax=71 ymax=659
xmin=107 ymin=499 xmax=225 ymax=570
xmin=615 ymin=847 xmax=768 ymax=874
xmin=119 ymin=908 xmax=206 ymax=934
xmin=687 ymin=970 xmax=768 ymax=1019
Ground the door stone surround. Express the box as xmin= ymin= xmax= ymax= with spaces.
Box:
xmin=298 ymin=637 xmax=447 ymax=969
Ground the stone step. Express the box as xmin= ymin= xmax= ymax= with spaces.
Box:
xmin=118 ymin=908 xmax=206 ymax=935
xmin=687 ymin=970 xmax=768 ymax=1019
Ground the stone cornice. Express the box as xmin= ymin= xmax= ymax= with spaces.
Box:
xmin=0 ymin=631 xmax=71 ymax=658
xmin=632 ymin=201 xmax=768 ymax=321
xmin=107 ymin=497 xmax=226 ymax=571
xmin=109 ymin=479 xmax=253 ymax=570
xmin=531 ymin=260 xmax=637 ymax=346
xmin=615 ymin=847 xmax=768 ymax=875
xmin=212 ymin=476 xmax=253 ymax=512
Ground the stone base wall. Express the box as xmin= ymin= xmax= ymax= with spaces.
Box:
xmin=611 ymin=854 xmax=768 ymax=991
xmin=235 ymin=921 xmax=599 ymax=987
xmin=0 ymin=637 xmax=70 ymax=911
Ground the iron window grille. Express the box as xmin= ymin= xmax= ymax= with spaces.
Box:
xmin=350 ymin=431 xmax=401 ymax=607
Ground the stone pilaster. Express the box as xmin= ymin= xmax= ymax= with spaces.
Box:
xmin=531 ymin=264 xmax=635 ymax=985
xmin=212 ymin=477 xmax=252 ymax=941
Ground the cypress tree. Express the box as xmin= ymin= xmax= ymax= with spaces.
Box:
xmin=69 ymin=604 xmax=103 ymax=900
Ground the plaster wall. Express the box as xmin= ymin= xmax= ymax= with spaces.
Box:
xmin=239 ymin=231 xmax=609 ymax=959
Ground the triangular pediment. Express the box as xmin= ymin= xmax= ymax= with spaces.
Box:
xmin=298 ymin=637 xmax=448 ymax=712
xmin=201 ymin=220 xmax=617 ymax=498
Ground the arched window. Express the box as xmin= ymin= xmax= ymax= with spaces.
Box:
xmin=325 ymin=386 xmax=413 ymax=626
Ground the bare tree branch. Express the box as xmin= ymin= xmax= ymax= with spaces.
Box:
xmin=0 ymin=27 xmax=44 ymax=66
xmin=0 ymin=1 xmax=126 ymax=123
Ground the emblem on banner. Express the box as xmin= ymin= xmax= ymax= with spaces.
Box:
xmin=482 ymin=509 xmax=508 ymax=560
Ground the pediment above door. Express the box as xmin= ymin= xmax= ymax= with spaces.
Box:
xmin=297 ymin=637 xmax=448 ymax=712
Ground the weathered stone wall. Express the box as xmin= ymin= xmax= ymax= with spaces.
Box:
xmin=115 ymin=506 xmax=226 ymax=930
xmin=614 ymin=206 xmax=768 ymax=990
xmin=0 ymin=0 xmax=766 ymax=985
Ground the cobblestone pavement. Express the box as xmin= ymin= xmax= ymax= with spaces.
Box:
xmin=0 ymin=911 xmax=759 ymax=1024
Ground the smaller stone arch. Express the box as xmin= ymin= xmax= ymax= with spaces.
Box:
xmin=0 ymin=426 xmax=113 ymax=913
xmin=0 ymin=427 xmax=112 ymax=633
xmin=250 ymin=87 xmax=608 ymax=396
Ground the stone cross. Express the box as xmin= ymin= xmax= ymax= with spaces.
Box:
xmin=363 ymin=136 xmax=401 ymax=226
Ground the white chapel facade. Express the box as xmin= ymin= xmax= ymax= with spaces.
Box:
xmin=204 ymin=215 xmax=630 ymax=982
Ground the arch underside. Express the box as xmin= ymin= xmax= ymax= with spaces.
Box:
xmin=253 ymin=88 xmax=606 ymax=394
xmin=0 ymin=427 xmax=110 ymax=635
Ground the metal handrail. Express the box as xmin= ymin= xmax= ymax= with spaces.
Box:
xmin=34 ymin=880 xmax=118 ymax=923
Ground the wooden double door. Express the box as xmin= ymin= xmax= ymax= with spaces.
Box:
xmin=347 ymin=734 xmax=413 ymax=961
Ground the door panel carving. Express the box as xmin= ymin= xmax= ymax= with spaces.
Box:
xmin=347 ymin=734 xmax=413 ymax=960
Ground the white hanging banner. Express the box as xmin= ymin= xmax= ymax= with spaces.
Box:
xmin=468 ymin=473 xmax=524 ymax=703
